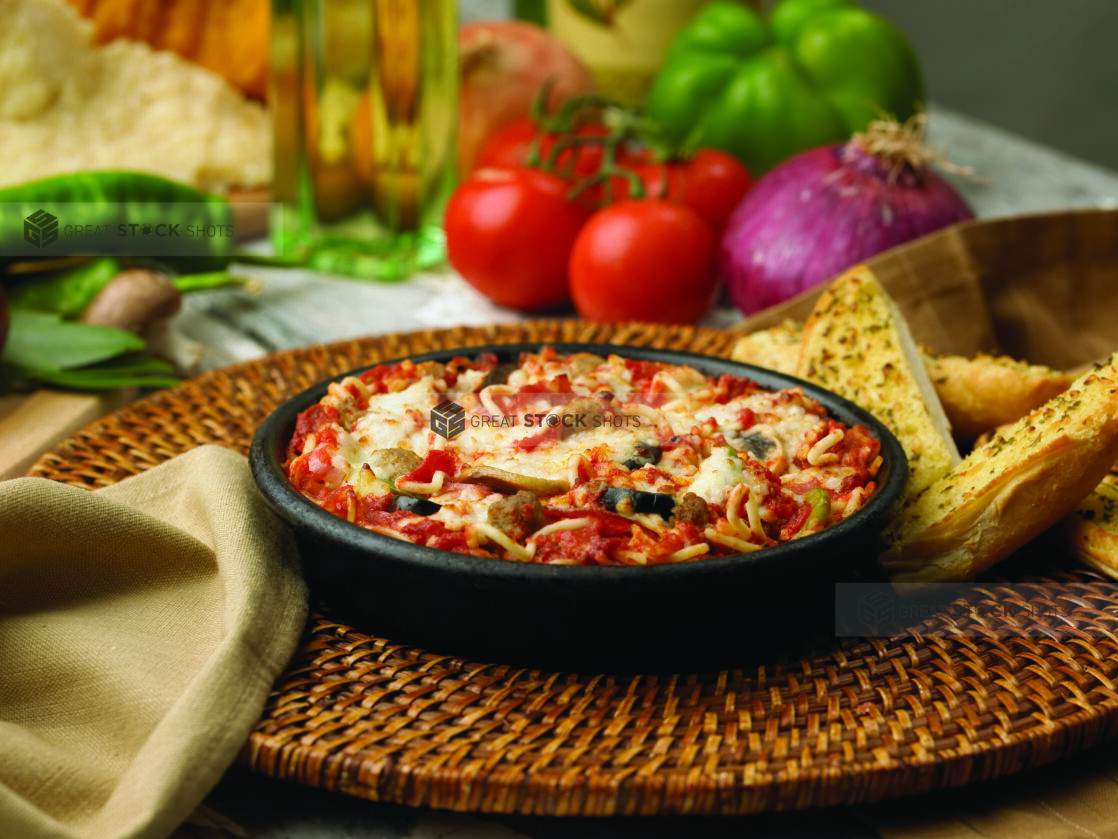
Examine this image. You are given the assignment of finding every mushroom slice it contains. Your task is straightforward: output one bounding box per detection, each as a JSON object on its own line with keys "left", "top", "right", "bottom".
{"left": 367, "top": 448, "right": 422, "bottom": 482}
{"left": 487, "top": 490, "right": 545, "bottom": 540}
{"left": 460, "top": 466, "right": 570, "bottom": 496}
{"left": 556, "top": 396, "right": 611, "bottom": 439}
{"left": 80, "top": 269, "right": 182, "bottom": 334}
{"left": 480, "top": 360, "right": 520, "bottom": 389}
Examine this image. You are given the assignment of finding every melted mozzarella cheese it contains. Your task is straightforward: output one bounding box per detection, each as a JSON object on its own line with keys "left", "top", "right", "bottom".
{"left": 692, "top": 393, "right": 824, "bottom": 459}
{"left": 335, "top": 428, "right": 363, "bottom": 484}
{"left": 452, "top": 419, "right": 645, "bottom": 480}
{"left": 687, "top": 448, "right": 743, "bottom": 506}
{"left": 346, "top": 380, "right": 438, "bottom": 479}
{"left": 431, "top": 483, "right": 499, "bottom": 527}
{"left": 335, "top": 355, "right": 827, "bottom": 499}
{"left": 451, "top": 369, "right": 488, "bottom": 395}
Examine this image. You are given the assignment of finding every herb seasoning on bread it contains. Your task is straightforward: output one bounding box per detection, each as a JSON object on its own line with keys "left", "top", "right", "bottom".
{"left": 795, "top": 266, "right": 960, "bottom": 501}
{"left": 881, "top": 354, "right": 1118, "bottom": 583}
{"left": 1064, "top": 469, "right": 1118, "bottom": 580}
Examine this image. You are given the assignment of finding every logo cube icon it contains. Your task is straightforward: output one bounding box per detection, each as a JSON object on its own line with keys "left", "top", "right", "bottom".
{"left": 24, "top": 209, "right": 59, "bottom": 248}
{"left": 858, "top": 589, "right": 894, "bottom": 630}
{"left": 430, "top": 400, "right": 466, "bottom": 440}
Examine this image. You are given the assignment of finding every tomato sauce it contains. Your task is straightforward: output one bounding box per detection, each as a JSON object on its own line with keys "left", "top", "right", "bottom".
{"left": 286, "top": 349, "right": 884, "bottom": 566}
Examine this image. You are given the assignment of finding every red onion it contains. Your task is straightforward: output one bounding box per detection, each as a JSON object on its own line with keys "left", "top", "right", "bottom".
{"left": 720, "top": 117, "right": 975, "bottom": 315}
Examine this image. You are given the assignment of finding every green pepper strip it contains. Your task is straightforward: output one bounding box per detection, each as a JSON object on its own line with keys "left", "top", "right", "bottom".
{"left": 380, "top": 476, "right": 423, "bottom": 499}
{"left": 804, "top": 488, "right": 831, "bottom": 531}
{"left": 171, "top": 271, "right": 256, "bottom": 294}
{"left": 0, "top": 171, "right": 234, "bottom": 272}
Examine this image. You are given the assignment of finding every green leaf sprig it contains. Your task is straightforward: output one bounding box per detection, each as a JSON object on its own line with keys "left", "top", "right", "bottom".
{"left": 1, "top": 309, "right": 181, "bottom": 390}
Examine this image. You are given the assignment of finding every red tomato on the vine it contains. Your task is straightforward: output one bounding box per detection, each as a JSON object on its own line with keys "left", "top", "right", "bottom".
{"left": 617, "top": 149, "right": 753, "bottom": 236}
{"left": 474, "top": 118, "right": 538, "bottom": 170}
{"left": 475, "top": 117, "right": 611, "bottom": 181}
{"left": 569, "top": 201, "right": 717, "bottom": 324}
{"left": 445, "top": 167, "right": 592, "bottom": 310}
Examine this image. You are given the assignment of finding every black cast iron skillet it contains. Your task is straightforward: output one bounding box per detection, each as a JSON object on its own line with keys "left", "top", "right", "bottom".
{"left": 250, "top": 343, "right": 907, "bottom": 673}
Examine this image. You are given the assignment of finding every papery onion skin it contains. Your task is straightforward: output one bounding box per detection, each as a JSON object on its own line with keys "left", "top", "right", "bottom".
{"left": 720, "top": 141, "right": 975, "bottom": 315}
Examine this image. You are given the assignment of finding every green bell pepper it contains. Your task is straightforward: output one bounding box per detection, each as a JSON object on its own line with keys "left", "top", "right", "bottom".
{"left": 645, "top": 0, "right": 923, "bottom": 174}
{"left": 0, "top": 171, "right": 236, "bottom": 273}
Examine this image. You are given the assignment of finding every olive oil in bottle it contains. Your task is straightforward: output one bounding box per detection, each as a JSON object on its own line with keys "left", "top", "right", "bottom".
{"left": 270, "top": 0, "right": 457, "bottom": 280}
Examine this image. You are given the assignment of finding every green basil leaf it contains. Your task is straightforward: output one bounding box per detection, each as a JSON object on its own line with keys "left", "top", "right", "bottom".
{"left": 3, "top": 355, "right": 180, "bottom": 390}
{"left": 3, "top": 308, "right": 145, "bottom": 370}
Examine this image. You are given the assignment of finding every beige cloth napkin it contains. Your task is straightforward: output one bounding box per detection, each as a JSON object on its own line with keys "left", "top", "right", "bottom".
{"left": 0, "top": 445, "right": 308, "bottom": 839}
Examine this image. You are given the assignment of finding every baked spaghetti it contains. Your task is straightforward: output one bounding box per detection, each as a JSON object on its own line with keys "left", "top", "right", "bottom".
{"left": 285, "top": 348, "right": 883, "bottom": 565}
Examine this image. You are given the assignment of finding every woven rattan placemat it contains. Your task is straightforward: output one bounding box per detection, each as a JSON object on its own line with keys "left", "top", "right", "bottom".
{"left": 30, "top": 321, "right": 1118, "bottom": 816}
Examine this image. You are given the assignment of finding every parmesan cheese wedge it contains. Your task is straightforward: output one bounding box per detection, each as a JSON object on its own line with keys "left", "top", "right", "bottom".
{"left": 881, "top": 354, "right": 1118, "bottom": 583}
{"left": 0, "top": 0, "right": 270, "bottom": 193}
{"left": 795, "top": 265, "right": 961, "bottom": 502}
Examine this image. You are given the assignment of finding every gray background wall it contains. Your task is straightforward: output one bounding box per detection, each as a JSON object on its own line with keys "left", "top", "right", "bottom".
{"left": 859, "top": 0, "right": 1118, "bottom": 172}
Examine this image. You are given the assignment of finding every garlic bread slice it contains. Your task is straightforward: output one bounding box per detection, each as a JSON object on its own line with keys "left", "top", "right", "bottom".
{"left": 796, "top": 266, "right": 960, "bottom": 501}
{"left": 1064, "top": 469, "right": 1118, "bottom": 580}
{"left": 881, "top": 355, "right": 1118, "bottom": 583}
{"left": 730, "top": 320, "right": 802, "bottom": 376}
{"left": 734, "top": 322, "right": 1074, "bottom": 446}
{"left": 925, "top": 352, "right": 1074, "bottom": 443}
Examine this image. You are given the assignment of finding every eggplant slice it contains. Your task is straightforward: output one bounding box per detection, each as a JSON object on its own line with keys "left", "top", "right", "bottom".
{"left": 394, "top": 495, "right": 441, "bottom": 516}
{"left": 623, "top": 443, "right": 662, "bottom": 471}
{"left": 599, "top": 486, "right": 676, "bottom": 519}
